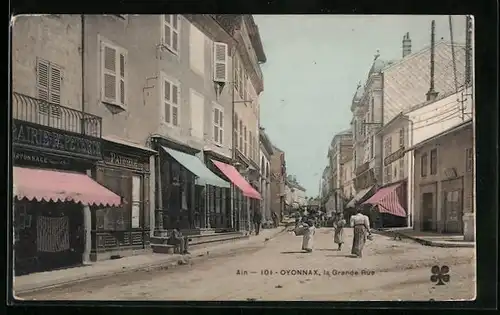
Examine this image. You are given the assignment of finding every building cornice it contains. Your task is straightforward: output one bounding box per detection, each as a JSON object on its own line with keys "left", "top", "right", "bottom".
{"left": 243, "top": 15, "right": 267, "bottom": 63}
{"left": 183, "top": 15, "right": 237, "bottom": 50}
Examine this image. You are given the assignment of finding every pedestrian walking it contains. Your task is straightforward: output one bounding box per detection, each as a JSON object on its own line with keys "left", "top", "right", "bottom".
{"left": 271, "top": 211, "right": 279, "bottom": 228}
{"left": 301, "top": 218, "right": 316, "bottom": 253}
{"left": 350, "top": 208, "right": 372, "bottom": 258}
{"left": 333, "top": 214, "right": 346, "bottom": 251}
{"left": 252, "top": 210, "right": 262, "bottom": 235}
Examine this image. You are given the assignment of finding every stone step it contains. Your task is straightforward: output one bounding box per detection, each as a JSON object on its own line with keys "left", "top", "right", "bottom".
{"left": 188, "top": 235, "right": 249, "bottom": 250}
{"left": 151, "top": 231, "right": 244, "bottom": 246}
{"left": 151, "top": 244, "right": 176, "bottom": 254}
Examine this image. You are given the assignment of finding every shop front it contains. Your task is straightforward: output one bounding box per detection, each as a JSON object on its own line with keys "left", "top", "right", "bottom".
{"left": 91, "top": 137, "right": 156, "bottom": 261}
{"left": 152, "top": 137, "right": 230, "bottom": 233}
{"left": 362, "top": 181, "right": 408, "bottom": 229}
{"left": 204, "top": 149, "right": 234, "bottom": 231}
{"left": 12, "top": 119, "right": 121, "bottom": 275}
{"left": 211, "top": 160, "right": 262, "bottom": 232}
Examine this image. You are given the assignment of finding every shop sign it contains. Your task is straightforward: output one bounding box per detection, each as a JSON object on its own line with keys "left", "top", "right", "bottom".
{"left": 14, "top": 151, "right": 71, "bottom": 167}
{"left": 384, "top": 146, "right": 406, "bottom": 166}
{"left": 103, "top": 151, "right": 147, "bottom": 171}
{"left": 12, "top": 119, "right": 102, "bottom": 160}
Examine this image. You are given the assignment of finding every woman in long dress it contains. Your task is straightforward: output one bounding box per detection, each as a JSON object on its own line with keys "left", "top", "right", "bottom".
{"left": 333, "top": 214, "right": 346, "bottom": 250}
{"left": 302, "top": 219, "right": 316, "bottom": 252}
{"left": 350, "top": 208, "right": 372, "bottom": 258}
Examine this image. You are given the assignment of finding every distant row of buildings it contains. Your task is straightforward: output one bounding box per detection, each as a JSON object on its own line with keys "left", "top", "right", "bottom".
{"left": 321, "top": 18, "right": 475, "bottom": 241}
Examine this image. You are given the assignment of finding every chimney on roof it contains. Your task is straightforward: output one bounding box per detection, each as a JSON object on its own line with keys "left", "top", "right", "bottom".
{"left": 402, "top": 32, "right": 412, "bottom": 57}
{"left": 426, "top": 20, "right": 439, "bottom": 101}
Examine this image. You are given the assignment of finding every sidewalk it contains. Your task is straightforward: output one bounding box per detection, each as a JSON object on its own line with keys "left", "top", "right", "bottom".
{"left": 372, "top": 227, "right": 475, "bottom": 248}
{"left": 14, "top": 227, "right": 286, "bottom": 295}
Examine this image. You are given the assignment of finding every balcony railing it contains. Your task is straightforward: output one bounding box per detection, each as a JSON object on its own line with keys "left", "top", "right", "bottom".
{"left": 12, "top": 92, "right": 102, "bottom": 138}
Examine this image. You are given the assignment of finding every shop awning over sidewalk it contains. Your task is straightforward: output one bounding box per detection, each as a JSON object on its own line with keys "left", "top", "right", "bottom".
{"left": 13, "top": 167, "right": 122, "bottom": 207}
{"left": 346, "top": 186, "right": 374, "bottom": 209}
{"left": 362, "top": 183, "right": 406, "bottom": 217}
{"left": 211, "top": 160, "right": 262, "bottom": 200}
{"left": 162, "top": 147, "right": 230, "bottom": 188}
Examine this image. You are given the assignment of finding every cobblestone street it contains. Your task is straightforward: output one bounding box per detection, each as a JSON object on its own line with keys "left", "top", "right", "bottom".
{"left": 17, "top": 228, "right": 475, "bottom": 301}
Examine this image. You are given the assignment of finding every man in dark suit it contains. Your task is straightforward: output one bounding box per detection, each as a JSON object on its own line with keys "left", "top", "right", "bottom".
{"left": 252, "top": 210, "right": 262, "bottom": 235}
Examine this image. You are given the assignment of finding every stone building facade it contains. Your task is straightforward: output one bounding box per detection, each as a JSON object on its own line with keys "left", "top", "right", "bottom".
{"left": 412, "top": 120, "right": 473, "bottom": 240}
{"left": 269, "top": 146, "right": 286, "bottom": 221}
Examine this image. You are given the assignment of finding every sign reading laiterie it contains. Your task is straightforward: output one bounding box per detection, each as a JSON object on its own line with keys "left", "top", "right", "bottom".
{"left": 12, "top": 119, "right": 102, "bottom": 159}
{"left": 384, "top": 146, "right": 406, "bottom": 166}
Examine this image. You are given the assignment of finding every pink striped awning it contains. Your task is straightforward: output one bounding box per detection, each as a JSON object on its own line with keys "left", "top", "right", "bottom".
{"left": 362, "top": 183, "right": 406, "bottom": 217}
{"left": 13, "top": 167, "right": 122, "bottom": 207}
{"left": 211, "top": 160, "right": 262, "bottom": 200}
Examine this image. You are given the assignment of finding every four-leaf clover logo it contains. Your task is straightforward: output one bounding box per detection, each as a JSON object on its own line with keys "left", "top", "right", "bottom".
{"left": 430, "top": 265, "right": 450, "bottom": 285}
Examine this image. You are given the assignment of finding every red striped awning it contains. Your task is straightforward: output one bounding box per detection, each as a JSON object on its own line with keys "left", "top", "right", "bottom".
{"left": 211, "top": 160, "right": 262, "bottom": 200}
{"left": 13, "top": 167, "right": 122, "bottom": 207}
{"left": 362, "top": 183, "right": 406, "bottom": 217}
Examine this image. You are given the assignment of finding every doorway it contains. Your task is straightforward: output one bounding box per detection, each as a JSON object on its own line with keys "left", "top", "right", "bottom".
{"left": 443, "top": 190, "right": 463, "bottom": 233}
{"left": 14, "top": 201, "right": 84, "bottom": 275}
{"left": 421, "top": 192, "right": 435, "bottom": 231}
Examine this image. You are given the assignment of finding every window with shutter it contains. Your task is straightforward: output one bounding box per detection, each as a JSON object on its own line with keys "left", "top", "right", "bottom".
{"left": 36, "top": 58, "right": 62, "bottom": 117}
{"left": 239, "top": 67, "right": 245, "bottom": 99}
{"left": 465, "top": 148, "right": 473, "bottom": 173}
{"left": 249, "top": 131, "right": 253, "bottom": 159}
{"left": 162, "top": 15, "right": 180, "bottom": 55}
{"left": 399, "top": 158, "right": 404, "bottom": 179}
{"left": 421, "top": 153, "right": 428, "bottom": 177}
{"left": 162, "top": 74, "right": 181, "bottom": 127}
{"left": 243, "top": 126, "right": 247, "bottom": 156}
{"left": 234, "top": 57, "right": 240, "bottom": 92}
{"left": 213, "top": 105, "right": 224, "bottom": 146}
{"left": 430, "top": 149, "right": 437, "bottom": 175}
{"left": 399, "top": 128, "right": 405, "bottom": 147}
{"left": 100, "top": 39, "right": 127, "bottom": 108}
{"left": 213, "top": 42, "right": 228, "bottom": 83}
{"left": 245, "top": 75, "right": 250, "bottom": 105}
{"left": 239, "top": 120, "right": 243, "bottom": 151}
{"left": 234, "top": 113, "right": 239, "bottom": 150}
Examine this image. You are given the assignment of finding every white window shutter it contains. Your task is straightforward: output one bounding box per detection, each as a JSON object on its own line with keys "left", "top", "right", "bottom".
{"left": 172, "top": 15, "right": 180, "bottom": 53}
{"left": 119, "top": 52, "right": 126, "bottom": 106}
{"left": 37, "top": 60, "right": 49, "bottom": 97}
{"left": 36, "top": 59, "right": 50, "bottom": 114}
{"left": 172, "top": 84, "right": 180, "bottom": 126}
{"left": 102, "top": 43, "right": 117, "bottom": 103}
{"left": 213, "top": 42, "right": 228, "bottom": 82}
{"left": 49, "top": 66, "right": 61, "bottom": 105}
{"left": 48, "top": 65, "right": 62, "bottom": 117}
{"left": 164, "top": 80, "right": 171, "bottom": 124}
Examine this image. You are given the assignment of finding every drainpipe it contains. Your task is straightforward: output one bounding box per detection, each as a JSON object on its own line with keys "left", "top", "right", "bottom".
{"left": 401, "top": 116, "right": 414, "bottom": 229}
{"left": 230, "top": 45, "right": 237, "bottom": 231}
{"left": 80, "top": 14, "right": 92, "bottom": 264}
{"left": 80, "top": 14, "right": 86, "bottom": 134}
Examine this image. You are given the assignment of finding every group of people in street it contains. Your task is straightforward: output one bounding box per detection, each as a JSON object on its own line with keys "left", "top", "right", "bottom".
{"left": 295, "top": 208, "right": 372, "bottom": 258}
